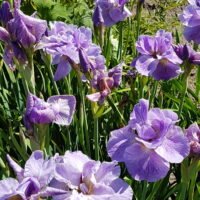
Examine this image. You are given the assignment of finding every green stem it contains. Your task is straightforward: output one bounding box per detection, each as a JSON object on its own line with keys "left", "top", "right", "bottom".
{"left": 149, "top": 81, "right": 158, "bottom": 107}
{"left": 8, "top": 122, "right": 28, "bottom": 160}
{"left": 99, "top": 24, "right": 105, "bottom": 49}
{"left": 79, "top": 101, "right": 87, "bottom": 153}
{"left": 78, "top": 77, "right": 90, "bottom": 155}
{"left": 117, "top": 22, "right": 123, "bottom": 61}
{"left": 188, "top": 159, "right": 200, "bottom": 200}
{"left": 136, "top": 0, "right": 143, "bottom": 40}
{"left": 37, "top": 124, "right": 49, "bottom": 151}
{"left": 104, "top": 28, "right": 111, "bottom": 65}
{"left": 94, "top": 117, "right": 99, "bottom": 160}
{"left": 178, "top": 74, "right": 188, "bottom": 117}
{"left": 196, "top": 66, "right": 200, "bottom": 102}
{"left": 107, "top": 96, "right": 126, "bottom": 125}
{"left": 46, "top": 56, "right": 60, "bottom": 95}
{"left": 66, "top": 128, "right": 72, "bottom": 150}
{"left": 141, "top": 181, "right": 148, "bottom": 200}
{"left": 26, "top": 49, "right": 36, "bottom": 94}
{"left": 177, "top": 158, "right": 189, "bottom": 200}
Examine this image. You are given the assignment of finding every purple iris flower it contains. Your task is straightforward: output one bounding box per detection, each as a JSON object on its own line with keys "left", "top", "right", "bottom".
{"left": 1, "top": 151, "right": 65, "bottom": 200}
{"left": 185, "top": 123, "right": 200, "bottom": 156}
{"left": 131, "top": 30, "right": 183, "bottom": 80}
{"left": 179, "top": 0, "right": 200, "bottom": 44}
{"left": 173, "top": 44, "right": 200, "bottom": 65}
{"left": 107, "top": 99, "right": 189, "bottom": 182}
{"left": 50, "top": 151, "right": 133, "bottom": 199}
{"left": 86, "top": 63, "right": 122, "bottom": 104}
{"left": 7, "top": 9, "right": 47, "bottom": 48}
{"left": 38, "top": 22, "right": 105, "bottom": 81}
{"left": 24, "top": 93, "right": 76, "bottom": 130}
{"left": 0, "top": 1, "right": 47, "bottom": 68}
{"left": 93, "top": 0, "right": 132, "bottom": 27}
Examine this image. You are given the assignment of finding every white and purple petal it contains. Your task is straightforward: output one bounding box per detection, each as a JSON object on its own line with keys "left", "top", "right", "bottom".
{"left": 125, "top": 143, "right": 170, "bottom": 182}
{"left": 48, "top": 95, "right": 76, "bottom": 126}
{"left": 155, "top": 126, "right": 190, "bottom": 163}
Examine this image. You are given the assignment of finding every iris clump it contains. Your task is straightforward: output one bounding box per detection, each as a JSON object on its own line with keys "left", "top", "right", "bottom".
{"left": 0, "top": 151, "right": 133, "bottom": 199}
{"left": 179, "top": 0, "right": 200, "bottom": 44}
{"left": 50, "top": 151, "right": 133, "bottom": 199}
{"left": 93, "top": 0, "right": 132, "bottom": 27}
{"left": 24, "top": 93, "right": 76, "bottom": 130}
{"left": 131, "top": 30, "right": 183, "bottom": 80}
{"left": 107, "top": 99, "right": 189, "bottom": 182}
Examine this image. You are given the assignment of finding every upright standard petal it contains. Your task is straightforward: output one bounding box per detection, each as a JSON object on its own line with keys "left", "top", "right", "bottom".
{"left": 24, "top": 151, "right": 55, "bottom": 186}
{"left": 0, "top": 1, "right": 13, "bottom": 25}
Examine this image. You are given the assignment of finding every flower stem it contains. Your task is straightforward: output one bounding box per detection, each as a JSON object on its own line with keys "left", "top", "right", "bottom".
{"left": 178, "top": 73, "right": 189, "bottom": 117}
{"left": 149, "top": 81, "right": 158, "bottom": 108}
{"left": 78, "top": 76, "right": 91, "bottom": 156}
{"left": 46, "top": 55, "right": 60, "bottom": 95}
{"left": 94, "top": 117, "right": 99, "bottom": 160}
{"left": 188, "top": 158, "right": 200, "bottom": 200}
{"left": 26, "top": 49, "right": 36, "bottom": 94}
{"left": 136, "top": 0, "right": 144, "bottom": 40}
{"left": 196, "top": 66, "right": 200, "bottom": 102}
{"left": 107, "top": 96, "right": 126, "bottom": 125}
{"left": 117, "top": 21, "right": 123, "bottom": 61}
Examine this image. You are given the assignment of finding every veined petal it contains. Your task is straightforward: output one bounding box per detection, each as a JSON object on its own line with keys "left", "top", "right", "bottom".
{"left": 54, "top": 59, "right": 72, "bottom": 81}
{"left": 151, "top": 60, "right": 182, "bottom": 80}
{"left": 93, "top": 5, "right": 104, "bottom": 26}
{"left": 109, "top": 179, "right": 133, "bottom": 200}
{"left": 0, "top": 178, "right": 19, "bottom": 199}
{"left": 86, "top": 92, "right": 102, "bottom": 102}
{"left": 136, "top": 35, "right": 156, "bottom": 55}
{"left": 48, "top": 95, "right": 76, "bottom": 126}
{"left": 0, "top": 27, "right": 10, "bottom": 42}
{"left": 134, "top": 55, "right": 158, "bottom": 76}
{"left": 183, "top": 25, "right": 200, "bottom": 44}
{"left": 131, "top": 98, "right": 149, "bottom": 123}
{"left": 155, "top": 126, "right": 190, "bottom": 163}
{"left": 8, "top": 17, "right": 36, "bottom": 47}
{"left": 14, "top": 9, "right": 47, "bottom": 43}
{"left": 95, "top": 161, "right": 120, "bottom": 184}
{"left": 125, "top": 143, "right": 169, "bottom": 182}
{"left": 107, "top": 126, "right": 135, "bottom": 162}
{"left": 24, "top": 151, "right": 54, "bottom": 186}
